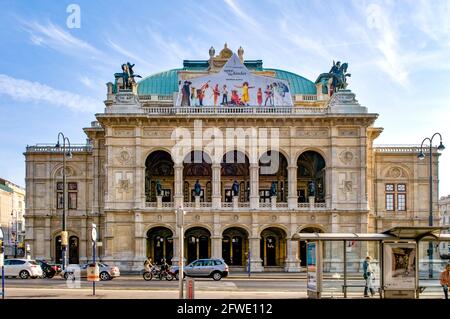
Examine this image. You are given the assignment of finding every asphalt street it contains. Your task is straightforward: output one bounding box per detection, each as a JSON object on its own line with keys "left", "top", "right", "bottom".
{"left": 0, "top": 274, "right": 445, "bottom": 299}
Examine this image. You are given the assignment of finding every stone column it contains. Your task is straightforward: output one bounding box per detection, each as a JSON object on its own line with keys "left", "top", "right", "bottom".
{"left": 250, "top": 163, "right": 259, "bottom": 209}
{"left": 233, "top": 196, "right": 239, "bottom": 210}
{"left": 211, "top": 236, "right": 222, "bottom": 259}
{"left": 288, "top": 165, "right": 298, "bottom": 209}
{"left": 249, "top": 237, "right": 263, "bottom": 272}
{"left": 174, "top": 164, "right": 184, "bottom": 208}
{"left": 284, "top": 239, "right": 300, "bottom": 272}
{"left": 271, "top": 196, "right": 277, "bottom": 209}
{"left": 156, "top": 195, "right": 163, "bottom": 208}
{"left": 195, "top": 196, "right": 201, "bottom": 209}
{"left": 134, "top": 211, "right": 146, "bottom": 270}
{"left": 212, "top": 163, "right": 221, "bottom": 209}
{"left": 135, "top": 126, "right": 144, "bottom": 209}
{"left": 329, "top": 213, "right": 342, "bottom": 272}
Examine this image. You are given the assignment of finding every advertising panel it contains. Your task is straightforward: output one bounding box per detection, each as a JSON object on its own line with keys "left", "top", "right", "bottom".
{"left": 383, "top": 243, "right": 416, "bottom": 290}
{"left": 307, "top": 242, "right": 317, "bottom": 291}
{"left": 176, "top": 53, "right": 293, "bottom": 107}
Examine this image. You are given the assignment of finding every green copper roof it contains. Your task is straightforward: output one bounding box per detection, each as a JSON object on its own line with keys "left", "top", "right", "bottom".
{"left": 0, "top": 184, "right": 13, "bottom": 193}
{"left": 264, "top": 69, "right": 316, "bottom": 95}
{"left": 137, "top": 62, "right": 316, "bottom": 96}
{"left": 137, "top": 69, "right": 182, "bottom": 95}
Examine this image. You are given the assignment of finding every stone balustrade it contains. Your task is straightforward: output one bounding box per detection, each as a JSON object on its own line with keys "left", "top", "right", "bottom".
{"left": 141, "top": 106, "right": 328, "bottom": 116}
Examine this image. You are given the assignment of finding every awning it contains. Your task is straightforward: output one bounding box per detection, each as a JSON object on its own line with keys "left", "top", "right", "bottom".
{"left": 291, "top": 226, "right": 450, "bottom": 242}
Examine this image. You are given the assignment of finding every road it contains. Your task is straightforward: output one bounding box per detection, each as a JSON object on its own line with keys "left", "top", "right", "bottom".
{"left": 0, "top": 274, "right": 445, "bottom": 299}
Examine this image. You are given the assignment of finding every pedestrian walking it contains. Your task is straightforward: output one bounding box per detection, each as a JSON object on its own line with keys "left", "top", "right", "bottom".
{"left": 363, "top": 256, "right": 375, "bottom": 297}
{"left": 440, "top": 264, "right": 450, "bottom": 299}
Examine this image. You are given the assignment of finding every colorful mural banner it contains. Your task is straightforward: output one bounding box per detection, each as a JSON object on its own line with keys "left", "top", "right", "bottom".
{"left": 176, "top": 54, "right": 293, "bottom": 107}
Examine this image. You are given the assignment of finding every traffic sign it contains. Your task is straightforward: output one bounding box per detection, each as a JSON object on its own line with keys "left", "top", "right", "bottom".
{"left": 91, "top": 224, "right": 97, "bottom": 242}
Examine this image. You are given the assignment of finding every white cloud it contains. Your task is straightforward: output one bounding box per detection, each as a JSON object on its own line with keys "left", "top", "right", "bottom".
{"left": 0, "top": 74, "right": 102, "bottom": 113}
{"left": 365, "top": 3, "right": 409, "bottom": 87}
{"left": 20, "top": 20, "right": 103, "bottom": 57}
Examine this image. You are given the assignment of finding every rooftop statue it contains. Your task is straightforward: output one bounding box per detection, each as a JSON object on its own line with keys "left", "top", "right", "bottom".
{"left": 114, "top": 62, "right": 142, "bottom": 91}
{"left": 315, "top": 60, "right": 351, "bottom": 95}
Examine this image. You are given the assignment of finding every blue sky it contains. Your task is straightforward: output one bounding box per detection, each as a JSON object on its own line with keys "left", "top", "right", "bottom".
{"left": 0, "top": 0, "right": 449, "bottom": 196}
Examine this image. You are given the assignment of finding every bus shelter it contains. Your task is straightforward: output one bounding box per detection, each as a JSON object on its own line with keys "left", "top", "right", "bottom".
{"left": 291, "top": 227, "right": 450, "bottom": 299}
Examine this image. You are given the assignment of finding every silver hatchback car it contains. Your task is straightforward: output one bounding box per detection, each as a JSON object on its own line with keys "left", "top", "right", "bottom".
{"left": 171, "top": 258, "right": 229, "bottom": 281}
{"left": 61, "top": 262, "right": 120, "bottom": 281}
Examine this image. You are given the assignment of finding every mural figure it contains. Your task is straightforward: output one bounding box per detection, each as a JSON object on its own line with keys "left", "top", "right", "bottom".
{"left": 221, "top": 85, "right": 228, "bottom": 105}
{"left": 264, "top": 85, "right": 274, "bottom": 106}
{"left": 181, "top": 81, "right": 192, "bottom": 106}
{"left": 212, "top": 84, "right": 220, "bottom": 106}
{"left": 191, "top": 87, "right": 197, "bottom": 106}
{"left": 257, "top": 88, "right": 263, "bottom": 106}
{"left": 230, "top": 90, "right": 243, "bottom": 105}
{"left": 198, "top": 81, "right": 210, "bottom": 106}
{"left": 235, "top": 82, "right": 254, "bottom": 106}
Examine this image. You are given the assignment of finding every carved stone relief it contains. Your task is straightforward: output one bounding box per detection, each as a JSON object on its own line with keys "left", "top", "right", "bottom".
{"left": 115, "top": 147, "right": 133, "bottom": 165}
{"left": 115, "top": 171, "right": 133, "bottom": 201}
{"left": 338, "top": 172, "right": 358, "bottom": 201}
{"left": 113, "top": 129, "right": 134, "bottom": 137}
{"left": 338, "top": 128, "right": 358, "bottom": 137}
{"left": 296, "top": 129, "right": 328, "bottom": 138}
{"left": 143, "top": 129, "right": 172, "bottom": 138}
{"left": 386, "top": 166, "right": 405, "bottom": 179}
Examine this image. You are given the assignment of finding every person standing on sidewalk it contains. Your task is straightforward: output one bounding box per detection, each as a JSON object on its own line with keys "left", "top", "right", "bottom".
{"left": 363, "top": 256, "right": 375, "bottom": 297}
{"left": 440, "top": 264, "right": 450, "bottom": 299}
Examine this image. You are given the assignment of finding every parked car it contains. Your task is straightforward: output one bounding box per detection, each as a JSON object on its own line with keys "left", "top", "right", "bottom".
{"left": 1, "top": 259, "right": 43, "bottom": 279}
{"left": 35, "top": 260, "right": 56, "bottom": 278}
{"left": 170, "top": 258, "right": 229, "bottom": 281}
{"left": 61, "top": 262, "right": 120, "bottom": 281}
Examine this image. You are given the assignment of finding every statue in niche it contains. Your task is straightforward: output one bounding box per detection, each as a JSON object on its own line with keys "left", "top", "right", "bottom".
{"left": 270, "top": 182, "right": 277, "bottom": 197}
{"left": 156, "top": 180, "right": 162, "bottom": 196}
{"left": 194, "top": 180, "right": 201, "bottom": 196}
{"left": 232, "top": 180, "right": 240, "bottom": 196}
{"left": 308, "top": 180, "right": 316, "bottom": 197}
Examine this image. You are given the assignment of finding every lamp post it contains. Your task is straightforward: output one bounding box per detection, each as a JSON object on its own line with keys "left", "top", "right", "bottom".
{"left": 418, "top": 132, "right": 445, "bottom": 279}
{"left": 176, "top": 207, "right": 186, "bottom": 299}
{"left": 56, "top": 132, "right": 72, "bottom": 270}
{"left": 10, "top": 210, "right": 18, "bottom": 258}
{"left": 0, "top": 227, "right": 5, "bottom": 299}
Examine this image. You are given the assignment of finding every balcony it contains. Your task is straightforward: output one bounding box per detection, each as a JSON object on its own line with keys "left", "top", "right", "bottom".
{"left": 143, "top": 201, "right": 329, "bottom": 211}
{"left": 26, "top": 144, "right": 93, "bottom": 153}
{"left": 141, "top": 106, "right": 328, "bottom": 116}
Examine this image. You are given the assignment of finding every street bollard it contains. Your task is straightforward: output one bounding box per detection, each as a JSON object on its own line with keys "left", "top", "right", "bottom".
{"left": 186, "top": 278, "right": 195, "bottom": 299}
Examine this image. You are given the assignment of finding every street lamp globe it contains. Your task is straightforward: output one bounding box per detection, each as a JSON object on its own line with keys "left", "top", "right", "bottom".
{"left": 418, "top": 151, "right": 425, "bottom": 160}
{"left": 438, "top": 141, "right": 445, "bottom": 151}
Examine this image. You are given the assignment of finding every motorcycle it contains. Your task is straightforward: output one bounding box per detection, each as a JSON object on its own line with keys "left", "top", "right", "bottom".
{"left": 143, "top": 265, "right": 160, "bottom": 281}
{"left": 142, "top": 265, "right": 175, "bottom": 281}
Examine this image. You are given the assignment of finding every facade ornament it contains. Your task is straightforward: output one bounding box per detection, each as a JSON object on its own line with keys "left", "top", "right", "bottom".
{"left": 339, "top": 150, "right": 354, "bottom": 164}
{"left": 238, "top": 46, "right": 244, "bottom": 62}
{"left": 209, "top": 46, "right": 215, "bottom": 58}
